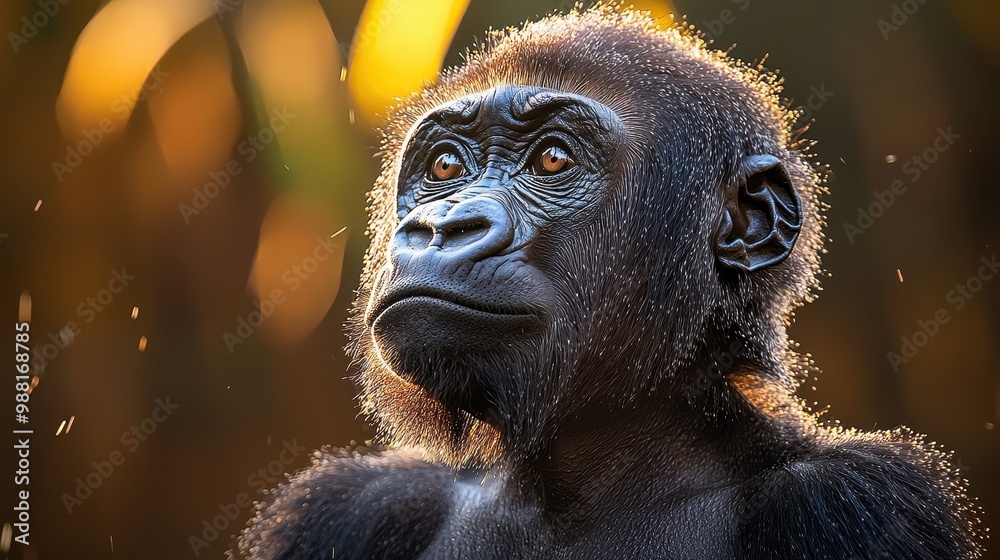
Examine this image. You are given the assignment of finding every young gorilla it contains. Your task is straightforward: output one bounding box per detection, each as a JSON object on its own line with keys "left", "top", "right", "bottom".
{"left": 236, "top": 7, "right": 983, "bottom": 559}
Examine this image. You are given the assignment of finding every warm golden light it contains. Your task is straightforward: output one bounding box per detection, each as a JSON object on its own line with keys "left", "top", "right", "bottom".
{"left": 56, "top": 0, "right": 213, "bottom": 137}
{"left": 249, "top": 195, "right": 347, "bottom": 347}
{"left": 18, "top": 290, "right": 30, "bottom": 324}
{"left": 626, "top": 0, "right": 674, "bottom": 26}
{"left": 238, "top": 0, "right": 341, "bottom": 105}
{"left": 235, "top": 0, "right": 347, "bottom": 192}
{"left": 0, "top": 522, "right": 10, "bottom": 554}
{"left": 147, "top": 27, "right": 241, "bottom": 183}
{"left": 348, "top": 0, "right": 470, "bottom": 124}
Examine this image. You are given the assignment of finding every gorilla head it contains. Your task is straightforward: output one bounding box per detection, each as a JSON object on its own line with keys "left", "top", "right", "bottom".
{"left": 351, "top": 7, "right": 822, "bottom": 468}
{"left": 240, "top": 8, "right": 981, "bottom": 560}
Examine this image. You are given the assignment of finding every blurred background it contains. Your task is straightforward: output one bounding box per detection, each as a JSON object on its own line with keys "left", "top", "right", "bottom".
{"left": 0, "top": 0, "right": 997, "bottom": 557}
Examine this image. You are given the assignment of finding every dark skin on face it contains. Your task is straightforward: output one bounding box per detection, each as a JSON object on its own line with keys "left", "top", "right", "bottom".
{"left": 363, "top": 84, "right": 800, "bottom": 526}
{"left": 365, "top": 87, "right": 722, "bottom": 528}
{"left": 367, "top": 86, "right": 625, "bottom": 425}
{"left": 236, "top": 9, "right": 983, "bottom": 560}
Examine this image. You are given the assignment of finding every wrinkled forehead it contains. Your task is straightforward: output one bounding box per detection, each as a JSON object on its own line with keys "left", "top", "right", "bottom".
{"left": 403, "top": 85, "right": 626, "bottom": 144}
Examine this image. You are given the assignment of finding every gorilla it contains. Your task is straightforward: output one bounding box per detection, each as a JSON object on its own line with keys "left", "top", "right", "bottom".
{"left": 236, "top": 7, "right": 983, "bottom": 559}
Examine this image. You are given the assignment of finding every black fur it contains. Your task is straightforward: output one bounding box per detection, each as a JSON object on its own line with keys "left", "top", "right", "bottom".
{"left": 234, "top": 7, "right": 984, "bottom": 559}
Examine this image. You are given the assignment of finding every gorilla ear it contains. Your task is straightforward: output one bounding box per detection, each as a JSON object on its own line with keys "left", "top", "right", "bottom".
{"left": 714, "top": 155, "right": 802, "bottom": 272}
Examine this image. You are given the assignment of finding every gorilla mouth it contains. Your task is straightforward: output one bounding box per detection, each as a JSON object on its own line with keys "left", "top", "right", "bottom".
{"left": 372, "top": 288, "right": 540, "bottom": 321}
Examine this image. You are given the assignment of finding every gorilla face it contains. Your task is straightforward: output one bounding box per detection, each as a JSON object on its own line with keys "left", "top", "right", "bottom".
{"left": 365, "top": 86, "right": 627, "bottom": 420}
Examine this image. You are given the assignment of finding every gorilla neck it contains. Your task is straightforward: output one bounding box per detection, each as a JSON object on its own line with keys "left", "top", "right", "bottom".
{"left": 506, "top": 370, "right": 782, "bottom": 528}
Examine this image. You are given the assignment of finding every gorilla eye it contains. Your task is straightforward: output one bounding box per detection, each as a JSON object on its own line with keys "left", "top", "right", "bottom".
{"left": 532, "top": 143, "right": 575, "bottom": 175}
{"left": 428, "top": 151, "right": 465, "bottom": 181}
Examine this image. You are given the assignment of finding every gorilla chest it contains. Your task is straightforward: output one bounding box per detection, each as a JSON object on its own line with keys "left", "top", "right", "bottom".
{"left": 416, "top": 482, "right": 738, "bottom": 559}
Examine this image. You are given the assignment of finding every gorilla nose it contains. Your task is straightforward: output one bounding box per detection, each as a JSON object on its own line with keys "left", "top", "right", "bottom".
{"left": 395, "top": 197, "right": 515, "bottom": 261}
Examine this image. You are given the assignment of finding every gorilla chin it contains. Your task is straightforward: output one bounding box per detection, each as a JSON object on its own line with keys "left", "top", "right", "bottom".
{"left": 236, "top": 7, "right": 983, "bottom": 560}
{"left": 369, "top": 290, "right": 544, "bottom": 419}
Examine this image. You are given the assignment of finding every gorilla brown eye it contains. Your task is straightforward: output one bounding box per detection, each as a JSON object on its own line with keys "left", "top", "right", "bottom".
{"left": 428, "top": 151, "right": 465, "bottom": 181}
{"left": 533, "top": 144, "right": 575, "bottom": 175}
{"left": 249, "top": 7, "right": 984, "bottom": 560}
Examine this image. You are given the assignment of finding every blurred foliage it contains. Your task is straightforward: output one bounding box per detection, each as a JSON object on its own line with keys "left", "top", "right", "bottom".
{"left": 0, "top": 0, "right": 997, "bottom": 558}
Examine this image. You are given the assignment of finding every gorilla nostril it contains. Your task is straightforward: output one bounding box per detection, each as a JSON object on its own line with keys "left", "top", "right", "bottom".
{"left": 403, "top": 221, "right": 435, "bottom": 250}
{"left": 441, "top": 220, "right": 489, "bottom": 250}
{"left": 393, "top": 198, "right": 514, "bottom": 258}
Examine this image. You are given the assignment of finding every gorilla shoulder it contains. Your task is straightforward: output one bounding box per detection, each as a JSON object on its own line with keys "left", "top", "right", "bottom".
{"left": 237, "top": 6, "right": 984, "bottom": 559}
{"left": 235, "top": 448, "right": 455, "bottom": 560}
{"left": 741, "top": 430, "right": 979, "bottom": 559}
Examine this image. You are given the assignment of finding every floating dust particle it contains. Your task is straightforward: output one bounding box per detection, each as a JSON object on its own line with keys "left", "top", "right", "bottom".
{"left": 110, "top": 535, "right": 114, "bottom": 552}
{"left": 897, "top": 269, "right": 903, "bottom": 282}
{"left": 26, "top": 376, "right": 39, "bottom": 395}
{"left": 839, "top": 157, "right": 846, "bottom": 165}
{"left": 1, "top": 522, "right": 11, "bottom": 554}
{"left": 331, "top": 226, "right": 347, "bottom": 239}
{"left": 131, "top": 306, "right": 139, "bottom": 319}
{"left": 18, "top": 290, "right": 31, "bottom": 323}
{"left": 138, "top": 336, "right": 147, "bottom": 351}
{"left": 34, "top": 200, "right": 42, "bottom": 211}
{"left": 986, "top": 422, "right": 995, "bottom": 430}
{"left": 56, "top": 420, "right": 67, "bottom": 436}
{"left": 66, "top": 415, "right": 75, "bottom": 433}
{"left": 885, "top": 154, "right": 897, "bottom": 163}
{"left": 349, "top": 109, "right": 355, "bottom": 125}
{"left": 340, "top": 66, "right": 347, "bottom": 82}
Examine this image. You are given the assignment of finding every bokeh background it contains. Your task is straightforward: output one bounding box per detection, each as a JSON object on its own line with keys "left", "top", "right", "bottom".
{"left": 0, "top": 0, "right": 997, "bottom": 558}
